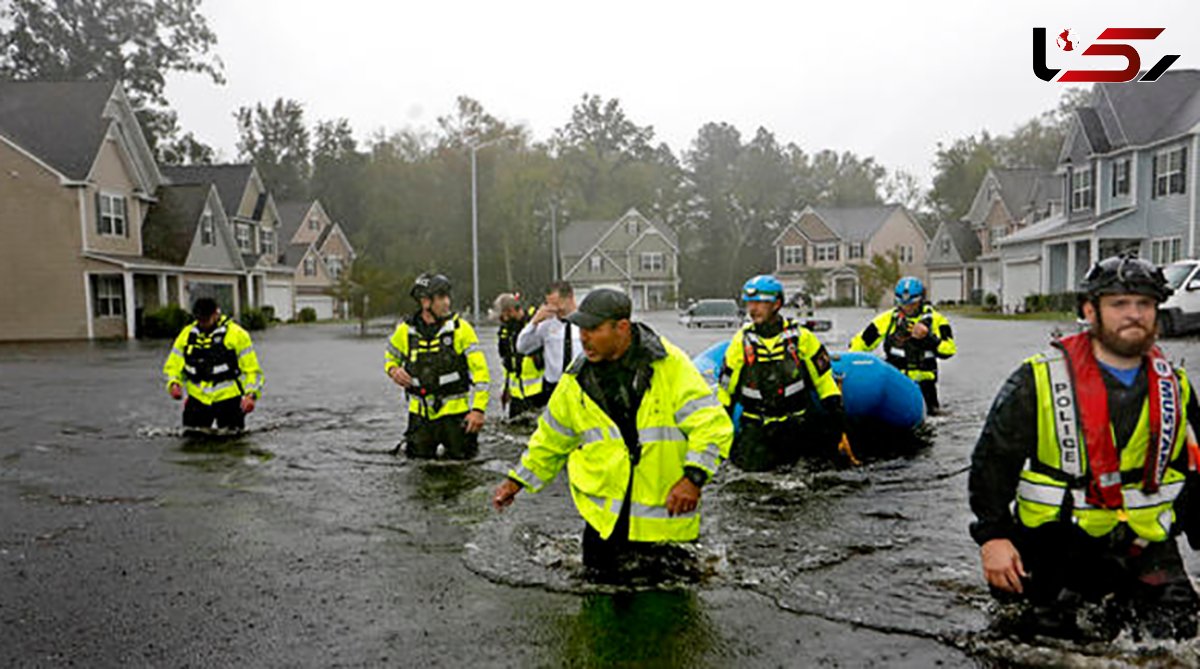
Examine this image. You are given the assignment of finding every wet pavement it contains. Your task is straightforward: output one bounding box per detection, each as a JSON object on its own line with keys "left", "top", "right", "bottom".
{"left": 5, "top": 309, "right": 1200, "bottom": 666}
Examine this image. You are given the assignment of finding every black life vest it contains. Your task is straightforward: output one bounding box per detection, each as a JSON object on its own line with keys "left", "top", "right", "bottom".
{"left": 736, "top": 321, "right": 813, "bottom": 417}
{"left": 405, "top": 314, "right": 471, "bottom": 399}
{"left": 883, "top": 307, "right": 937, "bottom": 372}
{"left": 498, "top": 311, "right": 544, "bottom": 375}
{"left": 183, "top": 317, "right": 240, "bottom": 384}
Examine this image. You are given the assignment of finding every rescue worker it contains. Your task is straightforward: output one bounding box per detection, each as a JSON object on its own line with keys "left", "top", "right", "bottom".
{"left": 849, "top": 276, "right": 955, "bottom": 414}
{"left": 162, "top": 297, "right": 263, "bottom": 430}
{"left": 385, "top": 273, "right": 490, "bottom": 459}
{"left": 495, "top": 293, "right": 546, "bottom": 418}
{"left": 718, "top": 275, "right": 851, "bottom": 471}
{"left": 492, "top": 288, "right": 733, "bottom": 578}
{"left": 969, "top": 255, "right": 1200, "bottom": 641}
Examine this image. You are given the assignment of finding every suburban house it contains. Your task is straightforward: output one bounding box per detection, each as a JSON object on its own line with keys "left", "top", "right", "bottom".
{"left": 958, "top": 167, "right": 1060, "bottom": 307}
{"left": 0, "top": 80, "right": 178, "bottom": 340}
{"left": 276, "top": 199, "right": 357, "bottom": 319}
{"left": 160, "top": 164, "right": 294, "bottom": 320}
{"left": 772, "top": 204, "right": 931, "bottom": 306}
{"left": 925, "top": 219, "right": 983, "bottom": 303}
{"left": 559, "top": 208, "right": 680, "bottom": 310}
{"left": 994, "top": 70, "right": 1200, "bottom": 311}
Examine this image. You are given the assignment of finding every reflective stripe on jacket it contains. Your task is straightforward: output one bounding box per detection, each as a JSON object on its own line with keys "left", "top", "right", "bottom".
{"left": 162, "top": 316, "right": 263, "bottom": 405}
{"left": 385, "top": 313, "right": 490, "bottom": 419}
{"left": 717, "top": 318, "right": 840, "bottom": 422}
{"left": 508, "top": 329, "right": 733, "bottom": 542}
{"left": 849, "top": 305, "right": 955, "bottom": 382}
{"left": 1016, "top": 349, "right": 1192, "bottom": 542}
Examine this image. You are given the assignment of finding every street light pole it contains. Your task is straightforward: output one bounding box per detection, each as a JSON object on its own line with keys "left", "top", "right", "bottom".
{"left": 549, "top": 200, "right": 558, "bottom": 281}
{"left": 466, "top": 136, "right": 503, "bottom": 323}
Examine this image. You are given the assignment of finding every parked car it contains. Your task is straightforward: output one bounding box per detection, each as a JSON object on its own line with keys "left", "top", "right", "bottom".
{"left": 1160, "top": 259, "right": 1200, "bottom": 336}
{"left": 679, "top": 299, "right": 742, "bottom": 329}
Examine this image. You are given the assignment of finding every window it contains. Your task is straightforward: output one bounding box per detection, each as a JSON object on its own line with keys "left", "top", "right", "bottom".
{"left": 303, "top": 255, "right": 317, "bottom": 277}
{"left": 236, "top": 224, "right": 252, "bottom": 252}
{"left": 97, "top": 193, "right": 127, "bottom": 236}
{"left": 1111, "top": 158, "right": 1130, "bottom": 197}
{"left": 1071, "top": 167, "right": 1094, "bottom": 212}
{"left": 989, "top": 225, "right": 1007, "bottom": 247}
{"left": 815, "top": 243, "right": 839, "bottom": 262}
{"left": 92, "top": 274, "right": 124, "bottom": 317}
{"left": 200, "top": 209, "right": 214, "bottom": 246}
{"left": 589, "top": 255, "right": 603, "bottom": 272}
{"left": 1154, "top": 146, "right": 1188, "bottom": 198}
{"left": 1151, "top": 237, "right": 1183, "bottom": 265}
{"left": 940, "top": 237, "right": 951, "bottom": 254}
{"left": 783, "top": 245, "right": 805, "bottom": 265}
{"left": 639, "top": 252, "right": 664, "bottom": 272}
{"left": 326, "top": 254, "right": 342, "bottom": 279}
{"left": 627, "top": 220, "right": 638, "bottom": 236}
{"left": 308, "top": 216, "right": 320, "bottom": 231}
{"left": 895, "top": 244, "right": 913, "bottom": 264}
{"left": 848, "top": 243, "right": 864, "bottom": 260}
{"left": 260, "top": 229, "right": 275, "bottom": 256}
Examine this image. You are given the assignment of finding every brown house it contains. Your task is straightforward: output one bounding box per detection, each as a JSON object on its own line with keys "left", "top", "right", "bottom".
{"left": 276, "top": 199, "right": 356, "bottom": 319}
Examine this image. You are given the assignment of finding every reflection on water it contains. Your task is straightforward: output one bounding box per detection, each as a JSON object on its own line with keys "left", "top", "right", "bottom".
{"left": 557, "top": 590, "right": 717, "bottom": 667}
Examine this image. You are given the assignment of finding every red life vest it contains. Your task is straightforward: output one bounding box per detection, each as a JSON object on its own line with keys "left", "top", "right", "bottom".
{"left": 1056, "top": 332, "right": 1181, "bottom": 508}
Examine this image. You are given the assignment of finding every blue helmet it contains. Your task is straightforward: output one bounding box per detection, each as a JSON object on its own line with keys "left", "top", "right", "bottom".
{"left": 894, "top": 276, "right": 925, "bottom": 306}
{"left": 742, "top": 275, "right": 785, "bottom": 303}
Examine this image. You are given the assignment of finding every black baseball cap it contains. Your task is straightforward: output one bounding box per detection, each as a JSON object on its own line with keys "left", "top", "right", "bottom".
{"left": 568, "top": 288, "right": 632, "bottom": 329}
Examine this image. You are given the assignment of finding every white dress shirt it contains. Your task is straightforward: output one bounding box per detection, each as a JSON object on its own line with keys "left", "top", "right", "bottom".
{"left": 516, "top": 316, "right": 584, "bottom": 383}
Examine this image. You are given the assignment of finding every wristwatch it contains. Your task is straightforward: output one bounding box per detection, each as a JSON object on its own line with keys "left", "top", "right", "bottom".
{"left": 683, "top": 466, "right": 708, "bottom": 488}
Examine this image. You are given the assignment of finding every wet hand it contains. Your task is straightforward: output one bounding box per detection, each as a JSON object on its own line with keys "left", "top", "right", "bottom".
{"left": 389, "top": 366, "right": 413, "bottom": 388}
{"left": 168, "top": 382, "right": 183, "bottom": 401}
{"left": 911, "top": 322, "right": 930, "bottom": 339}
{"left": 532, "top": 304, "right": 556, "bottom": 324}
{"left": 241, "top": 395, "right": 256, "bottom": 414}
{"left": 492, "top": 478, "right": 521, "bottom": 511}
{"left": 666, "top": 478, "right": 701, "bottom": 516}
{"left": 981, "top": 538, "right": 1027, "bottom": 594}
{"left": 463, "top": 410, "right": 485, "bottom": 434}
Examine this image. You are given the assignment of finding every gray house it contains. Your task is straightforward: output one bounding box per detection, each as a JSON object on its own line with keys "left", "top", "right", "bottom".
{"left": 995, "top": 70, "right": 1200, "bottom": 310}
{"left": 926, "top": 219, "right": 983, "bottom": 303}
{"left": 559, "top": 208, "right": 680, "bottom": 310}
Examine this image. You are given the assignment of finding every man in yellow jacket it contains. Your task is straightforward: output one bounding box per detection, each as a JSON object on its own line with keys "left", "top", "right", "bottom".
{"left": 849, "top": 276, "right": 956, "bottom": 414}
{"left": 162, "top": 297, "right": 263, "bottom": 430}
{"left": 492, "top": 288, "right": 733, "bottom": 578}
{"left": 386, "top": 273, "right": 490, "bottom": 459}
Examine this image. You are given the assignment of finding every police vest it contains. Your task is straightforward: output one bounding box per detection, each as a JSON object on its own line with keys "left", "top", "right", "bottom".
{"left": 1016, "top": 341, "right": 1190, "bottom": 543}
{"left": 184, "top": 317, "right": 240, "bottom": 386}
{"left": 406, "top": 316, "right": 471, "bottom": 401}
{"left": 736, "top": 322, "right": 812, "bottom": 418}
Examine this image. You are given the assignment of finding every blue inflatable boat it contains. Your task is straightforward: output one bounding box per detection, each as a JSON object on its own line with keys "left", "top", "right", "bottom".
{"left": 691, "top": 341, "right": 925, "bottom": 430}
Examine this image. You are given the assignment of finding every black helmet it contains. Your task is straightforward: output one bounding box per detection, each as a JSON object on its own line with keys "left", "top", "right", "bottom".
{"left": 1079, "top": 254, "right": 1172, "bottom": 303}
{"left": 411, "top": 273, "right": 452, "bottom": 301}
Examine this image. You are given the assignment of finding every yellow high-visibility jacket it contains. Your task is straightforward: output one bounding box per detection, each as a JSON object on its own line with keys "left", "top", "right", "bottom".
{"left": 163, "top": 316, "right": 263, "bottom": 405}
{"left": 717, "top": 318, "right": 840, "bottom": 422}
{"left": 508, "top": 325, "right": 733, "bottom": 542}
{"left": 385, "top": 313, "right": 490, "bottom": 419}
{"left": 849, "top": 304, "right": 956, "bottom": 382}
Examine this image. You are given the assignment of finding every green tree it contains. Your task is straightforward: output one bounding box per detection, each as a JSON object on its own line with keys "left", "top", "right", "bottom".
{"left": 857, "top": 252, "right": 902, "bottom": 309}
{"left": 311, "top": 118, "right": 365, "bottom": 232}
{"left": 235, "top": 98, "right": 311, "bottom": 201}
{"left": 552, "top": 93, "right": 656, "bottom": 217}
{"left": 0, "top": 0, "right": 224, "bottom": 161}
{"left": 794, "top": 149, "right": 887, "bottom": 208}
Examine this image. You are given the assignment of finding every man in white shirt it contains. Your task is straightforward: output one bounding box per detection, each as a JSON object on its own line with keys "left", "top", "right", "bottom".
{"left": 516, "top": 281, "right": 584, "bottom": 395}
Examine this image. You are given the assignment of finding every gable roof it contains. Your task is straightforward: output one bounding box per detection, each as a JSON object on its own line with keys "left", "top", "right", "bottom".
{"left": 558, "top": 220, "right": 609, "bottom": 257}
{"left": 933, "top": 220, "right": 981, "bottom": 265}
{"left": 0, "top": 80, "right": 117, "bottom": 180}
{"left": 142, "top": 184, "right": 221, "bottom": 265}
{"left": 275, "top": 199, "right": 315, "bottom": 244}
{"left": 1092, "top": 70, "right": 1200, "bottom": 149}
{"left": 809, "top": 205, "right": 905, "bottom": 242}
{"left": 161, "top": 164, "right": 254, "bottom": 217}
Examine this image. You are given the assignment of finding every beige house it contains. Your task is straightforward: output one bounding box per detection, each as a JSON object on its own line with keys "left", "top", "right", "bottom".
{"left": 160, "top": 164, "right": 293, "bottom": 320}
{"left": 277, "top": 199, "right": 356, "bottom": 319}
{"left": 772, "top": 205, "right": 931, "bottom": 306}
{"left": 0, "top": 81, "right": 177, "bottom": 340}
{"left": 559, "top": 208, "right": 680, "bottom": 310}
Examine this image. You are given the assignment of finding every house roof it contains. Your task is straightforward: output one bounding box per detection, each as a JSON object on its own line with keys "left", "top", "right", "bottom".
{"left": 160, "top": 164, "right": 254, "bottom": 217}
{"left": 931, "top": 220, "right": 981, "bottom": 266}
{"left": 141, "top": 184, "right": 216, "bottom": 265}
{"left": 0, "top": 80, "right": 116, "bottom": 179}
{"left": 275, "top": 199, "right": 314, "bottom": 244}
{"left": 557, "top": 210, "right": 678, "bottom": 257}
{"left": 1092, "top": 70, "right": 1200, "bottom": 149}
{"left": 809, "top": 205, "right": 904, "bottom": 242}
{"left": 282, "top": 242, "right": 312, "bottom": 269}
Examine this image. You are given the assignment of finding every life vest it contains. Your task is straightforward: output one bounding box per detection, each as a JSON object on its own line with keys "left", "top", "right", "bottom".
{"left": 735, "top": 321, "right": 812, "bottom": 418}
{"left": 882, "top": 307, "right": 938, "bottom": 373}
{"left": 405, "top": 315, "right": 471, "bottom": 404}
{"left": 183, "top": 317, "right": 241, "bottom": 386}
{"left": 499, "top": 312, "right": 545, "bottom": 399}
{"left": 1016, "top": 332, "right": 1189, "bottom": 542}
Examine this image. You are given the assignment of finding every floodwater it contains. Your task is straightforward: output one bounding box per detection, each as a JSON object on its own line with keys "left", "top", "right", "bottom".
{"left": 5, "top": 309, "right": 1200, "bottom": 667}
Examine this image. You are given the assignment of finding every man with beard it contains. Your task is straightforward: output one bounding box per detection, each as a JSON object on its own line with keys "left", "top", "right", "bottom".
{"left": 969, "top": 255, "right": 1200, "bottom": 641}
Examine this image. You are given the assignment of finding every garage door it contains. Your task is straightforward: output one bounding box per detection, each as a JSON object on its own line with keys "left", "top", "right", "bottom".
{"left": 296, "top": 295, "right": 334, "bottom": 320}
{"left": 929, "top": 273, "right": 962, "bottom": 303}
{"left": 263, "top": 281, "right": 294, "bottom": 321}
{"left": 1003, "top": 261, "right": 1041, "bottom": 311}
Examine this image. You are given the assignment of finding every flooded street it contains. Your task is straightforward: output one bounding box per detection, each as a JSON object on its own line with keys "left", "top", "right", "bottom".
{"left": 6, "top": 309, "right": 1200, "bottom": 666}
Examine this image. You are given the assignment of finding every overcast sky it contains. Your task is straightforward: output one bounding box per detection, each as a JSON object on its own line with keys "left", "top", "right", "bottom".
{"left": 165, "top": 1, "right": 1200, "bottom": 186}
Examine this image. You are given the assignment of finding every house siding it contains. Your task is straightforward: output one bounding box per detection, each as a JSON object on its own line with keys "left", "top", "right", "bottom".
{"left": 0, "top": 140, "right": 91, "bottom": 340}
{"left": 871, "top": 210, "right": 928, "bottom": 281}
{"left": 85, "top": 137, "right": 143, "bottom": 256}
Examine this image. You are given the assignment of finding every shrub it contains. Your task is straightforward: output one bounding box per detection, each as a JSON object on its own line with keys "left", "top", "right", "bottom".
{"left": 239, "top": 308, "right": 269, "bottom": 331}
{"left": 298, "top": 307, "right": 318, "bottom": 323}
{"left": 1023, "top": 292, "right": 1078, "bottom": 314}
{"left": 140, "top": 304, "right": 192, "bottom": 339}
{"left": 261, "top": 305, "right": 277, "bottom": 322}
{"left": 983, "top": 292, "right": 999, "bottom": 312}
